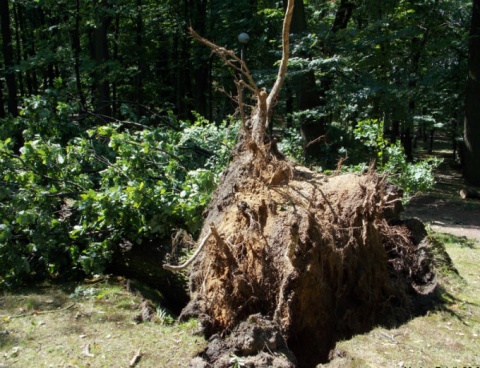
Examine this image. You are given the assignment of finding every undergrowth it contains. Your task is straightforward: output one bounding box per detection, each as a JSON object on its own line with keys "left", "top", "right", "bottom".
{"left": 0, "top": 98, "right": 239, "bottom": 287}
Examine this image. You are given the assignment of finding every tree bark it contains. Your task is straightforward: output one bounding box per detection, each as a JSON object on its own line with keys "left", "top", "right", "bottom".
{"left": 12, "top": 3, "right": 24, "bottom": 97}
{"left": 286, "top": 0, "right": 307, "bottom": 34}
{"left": 287, "top": 0, "right": 324, "bottom": 158}
{"left": 18, "top": 4, "right": 38, "bottom": 95}
{"left": 290, "top": 0, "right": 356, "bottom": 159}
{"left": 0, "top": 0, "right": 18, "bottom": 117}
{"left": 89, "top": 0, "right": 112, "bottom": 117}
{"left": 72, "top": 0, "right": 86, "bottom": 108}
{"left": 188, "top": 0, "right": 210, "bottom": 119}
{"left": 135, "top": 0, "right": 144, "bottom": 117}
{"left": 463, "top": 0, "right": 480, "bottom": 185}
{"left": 0, "top": 69, "right": 5, "bottom": 118}
{"left": 331, "top": 0, "right": 355, "bottom": 33}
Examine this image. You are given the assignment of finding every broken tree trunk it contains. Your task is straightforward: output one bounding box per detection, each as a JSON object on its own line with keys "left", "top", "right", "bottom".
{"left": 166, "top": 2, "right": 436, "bottom": 366}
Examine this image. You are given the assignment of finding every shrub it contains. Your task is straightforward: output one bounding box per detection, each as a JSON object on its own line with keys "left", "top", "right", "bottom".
{"left": 0, "top": 98, "right": 239, "bottom": 287}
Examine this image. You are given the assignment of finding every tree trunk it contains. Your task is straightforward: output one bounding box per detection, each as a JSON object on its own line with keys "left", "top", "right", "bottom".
{"left": 89, "top": 0, "right": 112, "bottom": 117}
{"left": 463, "top": 0, "right": 480, "bottom": 185}
{"left": 18, "top": 4, "right": 38, "bottom": 95}
{"left": 0, "top": 0, "right": 18, "bottom": 117}
{"left": 331, "top": 0, "right": 355, "bottom": 33}
{"left": 189, "top": 0, "right": 209, "bottom": 119}
{"left": 288, "top": 0, "right": 325, "bottom": 158}
{"left": 135, "top": 0, "right": 144, "bottom": 116}
{"left": 290, "top": 0, "right": 356, "bottom": 160}
{"left": 72, "top": 0, "right": 86, "bottom": 108}
{"left": 0, "top": 71, "right": 5, "bottom": 118}
{"left": 403, "top": 34, "right": 428, "bottom": 161}
{"left": 112, "top": 15, "right": 120, "bottom": 117}
{"left": 12, "top": 3, "right": 25, "bottom": 97}
{"left": 166, "top": 3, "right": 436, "bottom": 367}
{"left": 287, "top": 0, "right": 307, "bottom": 33}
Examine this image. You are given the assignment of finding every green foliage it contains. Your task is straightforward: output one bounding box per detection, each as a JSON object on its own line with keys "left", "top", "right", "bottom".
{"left": 0, "top": 101, "right": 238, "bottom": 287}
{"left": 155, "top": 306, "right": 176, "bottom": 325}
{"left": 279, "top": 118, "right": 441, "bottom": 200}
{"left": 278, "top": 127, "right": 305, "bottom": 164}
{"left": 353, "top": 119, "right": 442, "bottom": 201}
{"left": 354, "top": 119, "right": 388, "bottom": 164}
{"left": 383, "top": 144, "right": 441, "bottom": 198}
{"left": 0, "top": 0, "right": 471, "bottom": 288}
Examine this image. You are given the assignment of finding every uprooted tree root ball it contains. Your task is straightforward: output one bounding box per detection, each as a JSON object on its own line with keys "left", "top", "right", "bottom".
{"left": 163, "top": 2, "right": 437, "bottom": 366}
{"left": 177, "top": 141, "right": 436, "bottom": 367}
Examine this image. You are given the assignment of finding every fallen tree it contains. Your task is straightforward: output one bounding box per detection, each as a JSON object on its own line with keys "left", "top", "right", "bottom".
{"left": 165, "top": 2, "right": 437, "bottom": 366}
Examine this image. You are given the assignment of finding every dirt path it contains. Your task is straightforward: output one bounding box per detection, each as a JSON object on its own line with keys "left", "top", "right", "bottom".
{"left": 404, "top": 139, "right": 480, "bottom": 243}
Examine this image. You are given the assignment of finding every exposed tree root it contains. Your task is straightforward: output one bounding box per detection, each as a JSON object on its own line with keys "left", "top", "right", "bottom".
{"left": 163, "top": 226, "right": 214, "bottom": 272}
{"left": 179, "top": 156, "right": 436, "bottom": 367}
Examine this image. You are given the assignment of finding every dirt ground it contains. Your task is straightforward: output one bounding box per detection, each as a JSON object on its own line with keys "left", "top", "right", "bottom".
{"left": 404, "top": 141, "right": 480, "bottom": 243}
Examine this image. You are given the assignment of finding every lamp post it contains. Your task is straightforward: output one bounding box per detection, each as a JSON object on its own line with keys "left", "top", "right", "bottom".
{"left": 238, "top": 32, "right": 250, "bottom": 63}
{"left": 238, "top": 32, "right": 249, "bottom": 104}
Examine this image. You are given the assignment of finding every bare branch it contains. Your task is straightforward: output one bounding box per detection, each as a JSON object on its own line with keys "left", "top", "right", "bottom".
{"left": 129, "top": 349, "right": 142, "bottom": 367}
{"left": 266, "top": 0, "right": 294, "bottom": 127}
{"left": 189, "top": 28, "right": 259, "bottom": 97}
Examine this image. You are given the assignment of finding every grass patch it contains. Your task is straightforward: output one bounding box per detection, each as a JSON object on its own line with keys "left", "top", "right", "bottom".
{"left": 1, "top": 232, "right": 479, "bottom": 367}
{"left": 430, "top": 232, "right": 477, "bottom": 249}
{"left": 320, "top": 232, "right": 480, "bottom": 367}
{"left": 0, "top": 277, "right": 206, "bottom": 367}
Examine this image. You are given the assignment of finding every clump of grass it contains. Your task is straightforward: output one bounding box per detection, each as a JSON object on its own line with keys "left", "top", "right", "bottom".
{"left": 430, "top": 232, "right": 477, "bottom": 249}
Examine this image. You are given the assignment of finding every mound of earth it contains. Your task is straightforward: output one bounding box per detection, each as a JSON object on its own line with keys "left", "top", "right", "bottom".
{"left": 190, "top": 314, "right": 297, "bottom": 368}
{"left": 176, "top": 138, "right": 436, "bottom": 367}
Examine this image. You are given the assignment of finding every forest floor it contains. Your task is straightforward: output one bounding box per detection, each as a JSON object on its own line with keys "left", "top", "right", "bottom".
{"left": 0, "top": 278, "right": 208, "bottom": 368}
{"left": 404, "top": 138, "right": 480, "bottom": 243}
{"left": 1, "top": 139, "right": 479, "bottom": 368}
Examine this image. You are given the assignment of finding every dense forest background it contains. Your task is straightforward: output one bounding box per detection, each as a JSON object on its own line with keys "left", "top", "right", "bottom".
{"left": 0, "top": 0, "right": 477, "bottom": 288}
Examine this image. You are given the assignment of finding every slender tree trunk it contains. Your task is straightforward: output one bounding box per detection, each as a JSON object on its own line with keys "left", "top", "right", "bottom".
{"left": 463, "top": 0, "right": 480, "bottom": 185}
{"left": 288, "top": 0, "right": 355, "bottom": 159}
{"left": 89, "top": 0, "right": 112, "bottom": 117}
{"left": 72, "top": 0, "right": 86, "bottom": 108}
{"left": 12, "top": 3, "right": 25, "bottom": 97}
{"left": 18, "top": 4, "right": 38, "bottom": 95}
{"left": 175, "top": 0, "right": 192, "bottom": 119}
{"left": 331, "top": 0, "right": 355, "bottom": 33}
{"left": 402, "top": 34, "right": 428, "bottom": 161}
{"left": 0, "top": 71, "right": 5, "bottom": 118}
{"left": 189, "top": 0, "right": 209, "bottom": 118}
{"left": 175, "top": 27, "right": 188, "bottom": 118}
{"left": 288, "top": 0, "right": 307, "bottom": 33}
{"left": 286, "top": 0, "right": 324, "bottom": 157}
{"left": 135, "top": 0, "right": 144, "bottom": 116}
{"left": 0, "top": 0, "right": 18, "bottom": 117}
{"left": 112, "top": 15, "right": 120, "bottom": 117}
